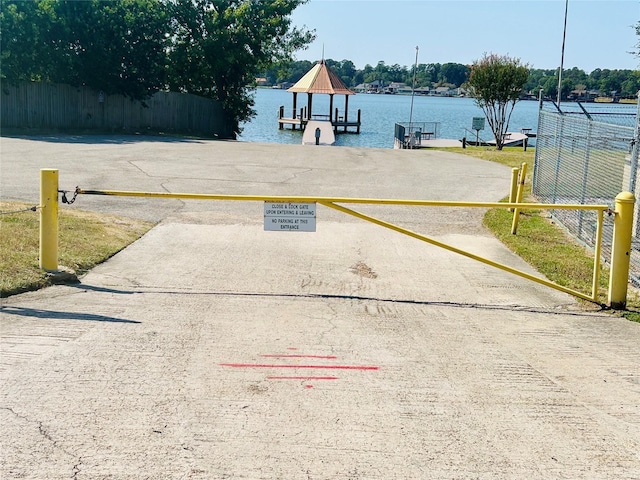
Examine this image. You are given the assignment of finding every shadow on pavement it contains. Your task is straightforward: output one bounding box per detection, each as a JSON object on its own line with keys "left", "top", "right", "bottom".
{"left": 69, "top": 283, "right": 138, "bottom": 295}
{"left": 0, "top": 133, "right": 214, "bottom": 145}
{"left": 1, "top": 306, "right": 140, "bottom": 324}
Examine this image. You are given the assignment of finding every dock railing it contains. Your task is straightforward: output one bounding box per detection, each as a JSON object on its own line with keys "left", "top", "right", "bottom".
{"left": 462, "top": 128, "right": 491, "bottom": 146}
{"left": 394, "top": 122, "right": 440, "bottom": 149}
{"left": 279, "top": 106, "right": 361, "bottom": 134}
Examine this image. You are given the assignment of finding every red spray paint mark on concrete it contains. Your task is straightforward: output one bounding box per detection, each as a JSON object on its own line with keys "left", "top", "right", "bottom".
{"left": 260, "top": 354, "right": 338, "bottom": 360}
{"left": 221, "top": 350, "right": 378, "bottom": 388}
{"left": 220, "top": 364, "right": 379, "bottom": 371}
{"left": 267, "top": 376, "right": 339, "bottom": 381}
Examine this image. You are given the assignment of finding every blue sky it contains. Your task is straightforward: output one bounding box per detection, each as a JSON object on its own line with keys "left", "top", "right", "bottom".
{"left": 290, "top": 0, "right": 640, "bottom": 72}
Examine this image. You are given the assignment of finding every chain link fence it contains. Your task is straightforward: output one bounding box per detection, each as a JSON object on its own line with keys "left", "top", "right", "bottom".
{"left": 532, "top": 99, "right": 640, "bottom": 284}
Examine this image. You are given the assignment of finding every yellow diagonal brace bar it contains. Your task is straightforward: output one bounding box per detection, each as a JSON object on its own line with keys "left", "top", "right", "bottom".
{"left": 320, "top": 201, "right": 599, "bottom": 302}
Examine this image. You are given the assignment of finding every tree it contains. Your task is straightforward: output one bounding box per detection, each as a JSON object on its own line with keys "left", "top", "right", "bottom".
{"left": 0, "top": 0, "right": 52, "bottom": 83}
{"left": 1, "top": 0, "right": 170, "bottom": 100}
{"left": 541, "top": 75, "right": 558, "bottom": 100}
{"left": 325, "top": 59, "right": 357, "bottom": 87}
{"left": 387, "top": 63, "right": 407, "bottom": 83}
{"left": 168, "top": 0, "right": 314, "bottom": 137}
{"left": 439, "top": 63, "right": 469, "bottom": 87}
{"left": 621, "top": 72, "right": 640, "bottom": 97}
{"left": 466, "top": 53, "right": 529, "bottom": 150}
{"left": 363, "top": 61, "right": 391, "bottom": 84}
{"left": 58, "top": 0, "right": 170, "bottom": 100}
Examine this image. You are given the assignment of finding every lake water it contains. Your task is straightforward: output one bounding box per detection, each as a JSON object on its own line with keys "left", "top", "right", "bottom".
{"left": 238, "top": 87, "right": 543, "bottom": 149}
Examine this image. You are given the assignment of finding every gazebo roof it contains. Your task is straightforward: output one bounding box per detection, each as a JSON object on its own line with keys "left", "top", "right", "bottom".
{"left": 287, "top": 60, "right": 355, "bottom": 95}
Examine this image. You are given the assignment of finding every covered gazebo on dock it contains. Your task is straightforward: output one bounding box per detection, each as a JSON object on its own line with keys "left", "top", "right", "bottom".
{"left": 278, "top": 60, "right": 361, "bottom": 134}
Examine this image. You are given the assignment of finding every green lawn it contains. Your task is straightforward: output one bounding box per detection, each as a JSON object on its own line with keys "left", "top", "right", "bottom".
{"left": 0, "top": 201, "right": 153, "bottom": 297}
{"left": 437, "top": 146, "right": 639, "bottom": 322}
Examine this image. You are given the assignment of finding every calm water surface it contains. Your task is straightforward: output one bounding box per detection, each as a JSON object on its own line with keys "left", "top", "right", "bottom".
{"left": 239, "top": 88, "right": 542, "bottom": 148}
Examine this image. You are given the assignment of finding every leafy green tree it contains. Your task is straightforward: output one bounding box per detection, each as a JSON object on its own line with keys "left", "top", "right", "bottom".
{"left": 560, "top": 78, "right": 575, "bottom": 100}
{"left": 274, "top": 59, "right": 314, "bottom": 84}
{"left": 1, "top": 0, "right": 170, "bottom": 100}
{"left": 387, "top": 63, "right": 407, "bottom": 83}
{"left": 523, "top": 69, "right": 548, "bottom": 94}
{"left": 361, "top": 63, "right": 374, "bottom": 79}
{"left": 363, "top": 61, "right": 391, "bottom": 84}
{"left": 168, "top": 0, "right": 314, "bottom": 137}
{"left": 423, "top": 63, "right": 441, "bottom": 85}
{"left": 1, "top": 0, "right": 58, "bottom": 83}
{"left": 564, "top": 67, "right": 588, "bottom": 86}
{"left": 352, "top": 69, "right": 364, "bottom": 86}
{"left": 541, "top": 75, "right": 558, "bottom": 100}
{"left": 587, "top": 68, "right": 602, "bottom": 90}
{"left": 339, "top": 60, "right": 357, "bottom": 85}
{"left": 324, "top": 59, "right": 357, "bottom": 87}
{"left": 529, "top": 71, "right": 542, "bottom": 92}
{"left": 56, "top": 0, "right": 170, "bottom": 99}
{"left": 598, "top": 69, "right": 630, "bottom": 96}
{"left": 439, "top": 63, "right": 469, "bottom": 87}
{"left": 466, "top": 53, "right": 529, "bottom": 150}
{"left": 621, "top": 71, "right": 640, "bottom": 97}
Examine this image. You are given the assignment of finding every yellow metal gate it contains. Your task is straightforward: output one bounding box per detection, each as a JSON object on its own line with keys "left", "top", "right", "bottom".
{"left": 39, "top": 169, "right": 635, "bottom": 308}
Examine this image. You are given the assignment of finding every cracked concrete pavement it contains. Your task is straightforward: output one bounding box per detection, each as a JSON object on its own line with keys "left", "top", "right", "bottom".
{"left": 1, "top": 135, "right": 639, "bottom": 479}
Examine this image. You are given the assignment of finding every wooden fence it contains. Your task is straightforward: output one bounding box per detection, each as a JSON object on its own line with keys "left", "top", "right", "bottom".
{"left": 0, "top": 82, "right": 232, "bottom": 138}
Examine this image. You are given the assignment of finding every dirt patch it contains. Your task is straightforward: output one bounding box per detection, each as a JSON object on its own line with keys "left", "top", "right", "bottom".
{"left": 350, "top": 261, "right": 378, "bottom": 279}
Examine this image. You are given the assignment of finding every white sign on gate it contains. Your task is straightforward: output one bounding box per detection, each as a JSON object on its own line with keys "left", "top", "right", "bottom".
{"left": 264, "top": 202, "right": 317, "bottom": 232}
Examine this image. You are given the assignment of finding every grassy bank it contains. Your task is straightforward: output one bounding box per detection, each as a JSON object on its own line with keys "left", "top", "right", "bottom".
{"left": 0, "top": 201, "right": 153, "bottom": 297}
{"left": 439, "top": 146, "right": 639, "bottom": 321}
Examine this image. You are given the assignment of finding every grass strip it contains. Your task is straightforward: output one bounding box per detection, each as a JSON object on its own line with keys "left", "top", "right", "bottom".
{"left": 1, "top": 201, "right": 153, "bottom": 297}
{"left": 438, "top": 146, "right": 639, "bottom": 322}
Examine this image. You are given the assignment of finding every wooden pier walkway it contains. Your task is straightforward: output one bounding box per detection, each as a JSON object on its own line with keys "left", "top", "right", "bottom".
{"left": 278, "top": 108, "right": 361, "bottom": 135}
{"left": 302, "top": 120, "right": 336, "bottom": 145}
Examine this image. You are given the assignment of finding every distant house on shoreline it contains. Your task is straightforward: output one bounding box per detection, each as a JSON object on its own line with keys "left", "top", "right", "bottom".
{"left": 348, "top": 82, "right": 467, "bottom": 97}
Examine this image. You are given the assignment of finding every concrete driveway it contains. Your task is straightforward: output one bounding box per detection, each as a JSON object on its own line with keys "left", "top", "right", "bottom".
{"left": 1, "top": 136, "right": 639, "bottom": 479}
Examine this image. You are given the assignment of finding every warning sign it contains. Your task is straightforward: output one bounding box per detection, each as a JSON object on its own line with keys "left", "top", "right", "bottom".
{"left": 264, "top": 202, "right": 316, "bottom": 232}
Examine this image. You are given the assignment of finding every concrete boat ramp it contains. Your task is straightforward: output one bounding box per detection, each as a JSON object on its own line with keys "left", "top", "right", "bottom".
{"left": 2, "top": 136, "right": 639, "bottom": 479}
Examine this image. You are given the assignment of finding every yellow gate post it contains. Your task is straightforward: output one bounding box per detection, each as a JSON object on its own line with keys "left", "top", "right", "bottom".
{"left": 608, "top": 191, "right": 636, "bottom": 309}
{"left": 40, "top": 169, "right": 59, "bottom": 271}
{"left": 510, "top": 162, "right": 527, "bottom": 234}
{"left": 509, "top": 167, "right": 519, "bottom": 212}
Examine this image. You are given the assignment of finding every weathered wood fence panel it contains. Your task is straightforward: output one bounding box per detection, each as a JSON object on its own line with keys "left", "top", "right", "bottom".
{"left": 1, "top": 82, "right": 231, "bottom": 138}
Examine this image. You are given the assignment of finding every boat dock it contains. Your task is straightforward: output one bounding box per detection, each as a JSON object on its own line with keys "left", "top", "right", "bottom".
{"left": 395, "top": 121, "right": 535, "bottom": 149}
{"left": 279, "top": 108, "right": 361, "bottom": 134}
{"left": 421, "top": 132, "right": 530, "bottom": 149}
{"left": 463, "top": 131, "right": 532, "bottom": 148}
{"left": 278, "top": 59, "right": 362, "bottom": 136}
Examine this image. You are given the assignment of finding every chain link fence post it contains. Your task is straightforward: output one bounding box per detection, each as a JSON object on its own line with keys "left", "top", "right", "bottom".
{"left": 629, "top": 90, "right": 640, "bottom": 235}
